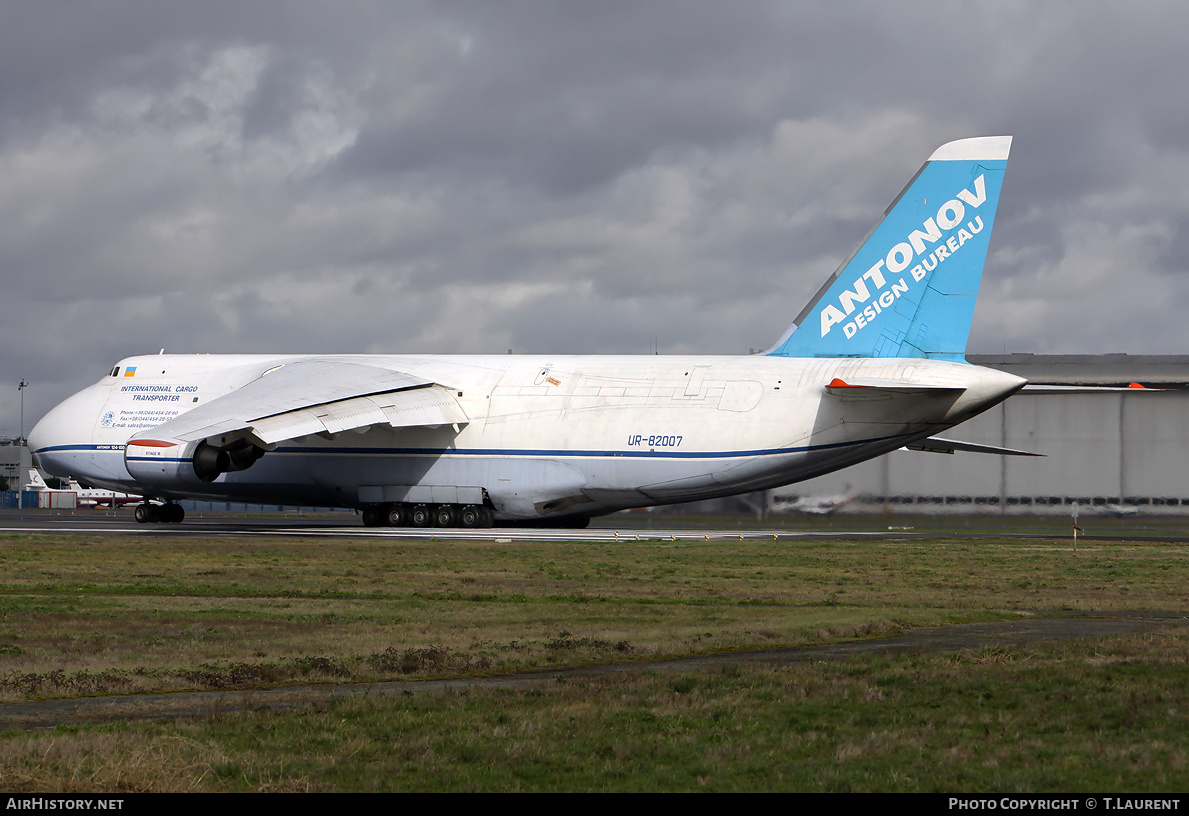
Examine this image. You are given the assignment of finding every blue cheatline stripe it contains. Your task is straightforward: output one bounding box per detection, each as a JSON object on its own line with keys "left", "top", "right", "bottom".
{"left": 71, "top": 428, "right": 922, "bottom": 465}
{"left": 35, "top": 444, "right": 126, "bottom": 452}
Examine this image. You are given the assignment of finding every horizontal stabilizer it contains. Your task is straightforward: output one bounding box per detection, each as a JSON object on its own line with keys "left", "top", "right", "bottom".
{"left": 824, "top": 377, "right": 965, "bottom": 395}
{"left": 903, "top": 437, "right": 1043, "bottom": 457}
{"left": 1020, "top": 383, "right": 1159, "bottom": 394}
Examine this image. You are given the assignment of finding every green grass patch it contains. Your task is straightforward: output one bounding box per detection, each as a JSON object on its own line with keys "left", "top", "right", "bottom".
{"left": 0, "top": 526, "right": 1188, "bottom": 790}
{"left": 3, "top": 631, "right": 1189, "bottom": 792}
{"left": 0, "top": 531, "right": 1186, "bottom": 699}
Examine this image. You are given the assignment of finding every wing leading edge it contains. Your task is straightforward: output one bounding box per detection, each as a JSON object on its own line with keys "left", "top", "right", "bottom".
{"left": 129, "top": 359, "right": 469, "bottom": 448}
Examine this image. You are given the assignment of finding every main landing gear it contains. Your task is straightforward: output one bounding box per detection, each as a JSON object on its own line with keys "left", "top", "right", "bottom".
{"left": 361, "top": 502, "right": 493, "bottom": 529}
{"left": 134, "top": 502, "right": 185, "bottom": 524}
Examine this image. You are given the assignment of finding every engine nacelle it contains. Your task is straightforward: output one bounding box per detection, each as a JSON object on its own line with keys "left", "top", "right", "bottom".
{"left": 192, "top": 439, "right": 265, "bottom": 482}
{"left": 125, "top": 436, "right": 266, "bottom": 493}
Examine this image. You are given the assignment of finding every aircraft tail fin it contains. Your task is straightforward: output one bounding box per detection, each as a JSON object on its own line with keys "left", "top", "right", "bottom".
{"left": 26, "top": 468, "right": 48, "bottom": 490}
{"left": 767, "top": 136, "right": 1011, "bottom": 361}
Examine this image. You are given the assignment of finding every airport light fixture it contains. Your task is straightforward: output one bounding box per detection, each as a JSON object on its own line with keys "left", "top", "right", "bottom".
{"left": 17, "top": 379, "right": 27, "bottom": 507}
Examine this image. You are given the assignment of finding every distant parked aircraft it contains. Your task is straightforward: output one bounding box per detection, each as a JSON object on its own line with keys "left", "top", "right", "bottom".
{"left": 771, "top": 486, "right": 856, "bottom": 516}
{"left": 1102, "top": 503, "right": 1140, "bottom": 517}
{"left": 26, "top": 468, "right": 141, "bottom": 508}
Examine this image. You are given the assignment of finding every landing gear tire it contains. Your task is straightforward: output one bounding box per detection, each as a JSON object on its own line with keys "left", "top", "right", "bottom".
{"left": 409, "top": 504, "right": 432, "bottom": 527}
{"left": 362, "top": 501, "right": 491, "bottom": 529}
{"left": 458, "top": 505, "right": 492, "bottom": 528}
{"left": 386, "top": 504, "right": 405, "bottom": 527}
{"left": 432, "top": 504, "right": 456, "bottom": 527}
{"left": 162, "top": 503, "right": 185, "bottom": 524}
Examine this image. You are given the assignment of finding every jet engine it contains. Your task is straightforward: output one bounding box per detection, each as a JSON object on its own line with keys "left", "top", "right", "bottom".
{"left": 125, "top": 435, "right": 266, "bottom": 494}
{"left": 192, "top": 438, "right": 266, "bottom": 482}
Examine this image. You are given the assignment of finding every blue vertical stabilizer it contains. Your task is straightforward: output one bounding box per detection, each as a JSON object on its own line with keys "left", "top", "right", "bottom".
{"left": 767, "top": 136, "right": 1011, "bottom": 361}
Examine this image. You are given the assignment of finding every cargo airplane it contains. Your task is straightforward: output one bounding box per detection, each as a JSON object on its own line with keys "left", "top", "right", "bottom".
{"left": 29, "top": 136, "right": 1029, "bottom": 527}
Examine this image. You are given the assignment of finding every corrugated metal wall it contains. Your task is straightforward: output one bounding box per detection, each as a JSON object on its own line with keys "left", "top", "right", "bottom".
{"left": 774, "top": 389, "right": 1189, "bottom": 513}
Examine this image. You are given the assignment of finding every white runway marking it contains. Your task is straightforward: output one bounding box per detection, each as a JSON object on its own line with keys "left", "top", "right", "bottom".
{"left": 0, "top": 517, "right": 894, "bottom": 541}
{"left": 250, "top": 527, "right": 889, "bottom": 541}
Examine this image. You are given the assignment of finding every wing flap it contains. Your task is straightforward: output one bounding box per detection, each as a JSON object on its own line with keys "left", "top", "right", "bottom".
{"left": 250, "top": 387, "right": 469, "bottom": 444}
{"left": 378, "top": 389, "right": 469, "bottom": 427}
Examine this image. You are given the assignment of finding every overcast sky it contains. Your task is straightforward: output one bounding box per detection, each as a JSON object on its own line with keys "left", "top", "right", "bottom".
{"left": 5, "top": 1, "right": 1189, "bottom": 429}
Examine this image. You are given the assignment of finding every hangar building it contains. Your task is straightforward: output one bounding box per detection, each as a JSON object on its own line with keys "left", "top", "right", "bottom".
{"left": 768, "top": 354, "right": 1189, "bottom": 515}
{"left": 0, "top": 439, "right": 30, "bottom": 492}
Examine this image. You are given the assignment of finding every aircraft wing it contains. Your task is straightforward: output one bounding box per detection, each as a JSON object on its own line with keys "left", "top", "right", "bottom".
{"left": 129, "top": 359, "right": 468, "bottom": 447}
{"left": 904, "top": 437, "right": 1043, "bottom": 457}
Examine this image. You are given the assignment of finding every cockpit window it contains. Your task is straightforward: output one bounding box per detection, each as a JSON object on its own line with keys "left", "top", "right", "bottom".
{"left": 110, "top": 367, "right": 119, "bottom": 378}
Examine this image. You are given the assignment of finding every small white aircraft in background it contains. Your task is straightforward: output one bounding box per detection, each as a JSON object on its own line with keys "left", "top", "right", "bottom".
{"left": 30, "top": 136, "right": 1033, "bottom": 527}
{"left": 1102, "top": 503, "right": 1140, "bottom": 517}
{"left": 26, "top": 468, "right": 142, "bottom": 508}
{"left": 771, "top": 485, "right": 856, "bottom": 516}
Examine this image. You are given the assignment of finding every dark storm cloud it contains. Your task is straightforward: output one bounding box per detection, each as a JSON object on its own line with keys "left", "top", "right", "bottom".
{"left": 6, "top": 1, "right": 1189, "bottom": 424}
{"left": 334, "top": 4, "right": 793, "bottom": 195}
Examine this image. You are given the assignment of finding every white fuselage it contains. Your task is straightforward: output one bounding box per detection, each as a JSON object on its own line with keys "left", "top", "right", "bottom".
{"left": 29, "top": 353, "right": 1024, "bottom": 520}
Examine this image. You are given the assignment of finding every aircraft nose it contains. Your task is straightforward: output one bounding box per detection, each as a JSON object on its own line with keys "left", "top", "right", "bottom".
{"left": 29, "top": 399, "right": 78, "bottom": 475}
{"left": 26, "top": 399, "right": 70, "bottom": 455}
{"left": 27, "top": 384, "right": 110, "bottom": 479}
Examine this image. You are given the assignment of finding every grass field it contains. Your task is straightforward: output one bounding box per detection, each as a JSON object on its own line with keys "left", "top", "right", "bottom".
{"left": 1, "top": 517, "right": 1187, "bottom": 791}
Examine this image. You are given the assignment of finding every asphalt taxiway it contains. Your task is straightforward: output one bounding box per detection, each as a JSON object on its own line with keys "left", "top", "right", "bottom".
{"left": 0, "top": 508, "right": 900, "bottom": 542}
{"left": 2, "top": 508, "right": 1187, "bottom": 543}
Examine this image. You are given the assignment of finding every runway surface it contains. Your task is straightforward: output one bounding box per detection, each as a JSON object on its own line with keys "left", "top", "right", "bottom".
{"left": 1, "top": 508, "right": 1184, "bottom": 543}
{"left": 0, "top": 508, "right": 898, "bottom": 542}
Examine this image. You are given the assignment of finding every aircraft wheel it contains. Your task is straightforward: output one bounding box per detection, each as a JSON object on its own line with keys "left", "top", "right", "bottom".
{"left": 134, "top": 504, "right": 153, "bottom": 524}
{"left": 433, "top": 504, "right": 457, "bottom": 528}
{"left": 362, "top": 506, "right": 385, "bottom": 527}
{"left": 409, "top": 504, "right": 432, "bottom": 527}
{"left": 386, "top": 504, "right": 406, "bottom": 527}
{"left": 458, "top": 505, "right": 483, "bottom": 528}
{"left": 163, "top": 504, "right": 185, "bottom": 524}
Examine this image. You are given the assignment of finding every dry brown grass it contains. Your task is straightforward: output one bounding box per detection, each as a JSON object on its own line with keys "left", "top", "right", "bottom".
{"left": 0, "top": 530, "right": 1187, "bottom": 702}
{"left": 0, "top": 730, "right": 234, "bottom": 792}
